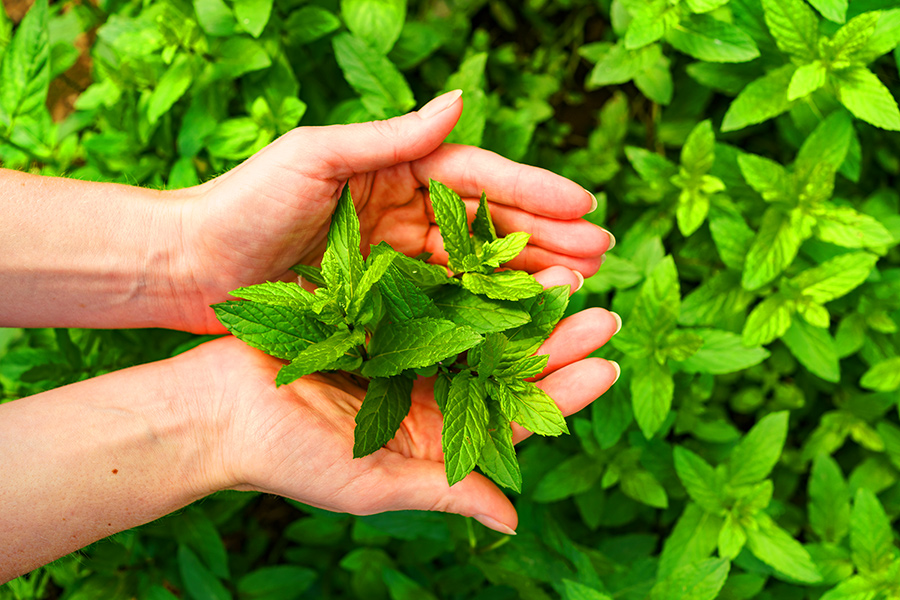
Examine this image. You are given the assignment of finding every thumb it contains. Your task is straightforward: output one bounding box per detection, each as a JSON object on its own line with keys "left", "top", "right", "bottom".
{"left": 375, "top": 452, "right": 518, "bottom": 535}
{"left": 297, "top": 90, "right": 463, "bottom": 179}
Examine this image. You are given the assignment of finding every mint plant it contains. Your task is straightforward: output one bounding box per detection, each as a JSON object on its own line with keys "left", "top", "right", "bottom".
{"left": 211, "top": 180, "right": 570, "bottom": 491}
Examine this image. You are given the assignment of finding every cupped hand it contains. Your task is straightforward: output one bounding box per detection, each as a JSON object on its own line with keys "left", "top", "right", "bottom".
{"left": 185, "top": 268, "right": 620, "bottom": 534}
{"left": 168, "top": 91, "right": 612, "bottom": 333}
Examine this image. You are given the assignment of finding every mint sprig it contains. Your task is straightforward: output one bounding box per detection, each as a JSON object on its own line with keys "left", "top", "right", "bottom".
{"left": 211, "top": 180, "right": 570, "bottom": 490}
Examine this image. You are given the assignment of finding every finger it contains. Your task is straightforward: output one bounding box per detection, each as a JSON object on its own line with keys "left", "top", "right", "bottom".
{"left": 511, "top": 358, "right": 619, "bottom": 444}
{"left": 291, "top": 90, "right": 464, "bottom": 179}
{"left": 362, "top": 452, "right": 518, "bottom": 535}
{"left": 411, "top": 144, "right": 594, "bottom": 220}
{"left": 531, "top": 265, "right": 583, "bottom": 292}
{"left": 534, "top": 308, "right": 621, "bottom": 377}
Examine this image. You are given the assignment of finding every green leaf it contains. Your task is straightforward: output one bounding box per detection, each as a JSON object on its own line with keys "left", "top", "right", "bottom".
{"left": 479, "top": 232, "right": 530, "bottom": 267}
{"left": 276, "top": 327, "right": 365, "bottom": 386}
{"left": 562, "top": 580, "right": 613, "bottom": 600}
{"left": 625, "top": 146, "right": 679, "bottom": 185}
{"left": 631, "top": 355, "right": 674, "bottom": 439}
{"left": 625, "top": 14, "right": 666, "bottom": 50}
{"left": 787, "top": 61, "right": 827, "bottom": 100}
{"left": 176, "top": 509, "right": 230, "bottom": 579}
{"left": 321, "top": 185, "right": 365, "bottom": 311}
{"left": 442, "top": 372, "right": 489, "bottom": 486}
{"left": 0, "top": 0, "right": 48, "bottom": 128}
{"left": 781, "top": 317, "right": 840, "bottom": 382}
{"left": 827, "top": 11, "right": 879, "bottom": 62}
{"left": 472, "top": 192, "right": 498, "bottom": 246}
{"left": 178, "top": 545, "right": 231, "bottom": 600}
{"left": 650, "top": 558, "right": 730, "bottom": 600}
{"left": 341, "top": 0, "right": 406, "bottom": 54}
{"left": 676, "top": 188, "right": 711, "bottom": 238}
{"left": 212, "top": 302, "right": 332, "bottom": 360}
{"left": 377, "top": 263, "right": 441, "bottom": 322}
{"left": 477, "top": 399, "right": 521, "bottom": 492}
{"left": 795, "top": 110, "right": 854, "bottom": 179}
{"left": 680, "top": 120, "right": 716, "bottom": 175}
{"left": 613, "top": 256, "right": 680, "bottom": 358}
{"left": 284, "top": 6, "right": 341, "bottom": 45}
{"left": 815, "top": 204, "right": 894, "bottom": 249}
{"left": 745, "top": 514, "right": 823, "bottom": 583}
{"left": 742, "top": 208, "right": 805, "bottom": 290}
{"left": 533, "top": 452, "right": 602, "bottom": 502}
{"left": 494, "top": 354, "right": 548, "bottom": 380}
{"left": 667, "top": 14, "right": 760, "bottom": 63}
{"left": 620, "top": 469, "right": 669, "bottom": 508}
{"left": 353, "top": 375, "right": 413, "bottom": 458}
{"left": 193, "top": 0, "right": 238, "bottom": 36}
{"left": 347, "top": 244, "right": 396, "bottom": 322}
{"left": 809, "top": 453, "right": 851, "bottom": 544}
{"left": 147, "top": 55, "right": 193, "bottom": 126}
{"left": 678, "top": 329, "right": 770, "bottom": 374}
{"left": 791, "top": 252, "right": 878, "bottom": 304}
{"left": 362, "top": 318, "right": 482, "bottom": 377}
{"left": 860, "top": 356, "right": 900, "bottom": 392}
{"left": 461, "top": 271, "right": 544, "bottom": 300}
{"left": 237, "top": 566, "right": 317, "bottom": 600}
{"left": 673, "top": 447, "right": 724, "bottom": 514}
{"left": 851, "top": 8, "right": 900, "bottom": 64}
{"left": 233, "top": 0, "right": 273, "bottom": 37}
{"left": 737, "top": 153, "right": 790, "bottom": 202}
{"left": 658, "top": 503, "right": 723, "bottom": 578}
{"left": 433, "top": 286, "right": 531, "bottom": 334}
{"left": 722, "top": 64, "right": 796, "bottom": 132}
{"left": 496, "top": 380, "right": 568, "bottom": 436}
{"left": 429, "top": 179, "right": 475, "bottom": 268}
{"left": 718, "top": 513, "right": 747, "bottom": 559}
{"left": 850, "top": 488, "right": 894, "bottom": 575}
{"left": 708, "top": 200, "right": 755, "bottom": 270}
{"left": 834, "top": 67, "right": 900, "bottom": 131}
{"left": 809, "top": 0, "right": 847, "bottom": 23}
{"left": 469, "top": 333, "right": 509, "bottom": 381}
{"left": 443, "top": 53, "right": 488, "bottom": 146}
{"left": 685, "top": 0, "right": 730, "bottom": 13}
{"left": 728, "top": 411, "right": 789, "bottom": 486}
{"left": 291, "top": 264, "right": 326, "bottom": 287}
{"left": 761, "top": 0, "right": 820, "bottom": 61}
{"left": 332, "top": 33, "right": 414, "bottom": 117}
{"left": 229, "top": 282, "right": 315, "bottom": 308}
{"left": 819, "top": 576, "right": 880, "bottom": 600}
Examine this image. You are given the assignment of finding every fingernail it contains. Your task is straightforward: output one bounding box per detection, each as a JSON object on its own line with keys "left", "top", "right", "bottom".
{"left": 586, "top": 190, "right": 598, "bottom": 212}
{"left": 473, "top": 514, "right": 517, "bottom": 536}
{"left": 572, "top": 270, "right": 584, "bottom": 292}
{"left": 602, "top": 228, "right": 616, "bottom": 250}
{"left": 601, "top": 254, "right": 607, "bottom": 266}
{"left": 609, "top": 361, "right": 621, "bottom": 384}
{"left": 418, "top": 89, "right": 463, "bottom": 119}
{"left": 611, "top": 311, "right": 622, "bottom": 334}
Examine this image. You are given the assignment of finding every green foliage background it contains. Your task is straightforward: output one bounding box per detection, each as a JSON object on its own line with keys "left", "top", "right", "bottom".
{"left": 2, "top": 0, "right": 900, "bottom": 597}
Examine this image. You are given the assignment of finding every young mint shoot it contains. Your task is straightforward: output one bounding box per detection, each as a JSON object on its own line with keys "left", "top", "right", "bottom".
{"left": 211, "top": 180, "right": 570, "bottom": 491}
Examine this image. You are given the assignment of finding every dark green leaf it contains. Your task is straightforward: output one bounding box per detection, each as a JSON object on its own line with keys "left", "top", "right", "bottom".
{"left": 212, "top": 301, "right": 332, "bottom": 360}
{"left": 353, "top": 376, "right": 413, "bottom": 458}
{"left": 461, "top": 271, "right": 543, "bottom": 300}
{"left": 362, "top": 318, "right": 482, "bottom": 377}
{"left": 442, "top": 371, "right": 489, "bottom": 486}
{"left": 276, "top": 327, "right": 365, "bottom": 386}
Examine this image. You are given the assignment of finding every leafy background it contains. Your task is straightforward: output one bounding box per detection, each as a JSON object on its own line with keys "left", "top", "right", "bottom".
{"left": 2, "top": 0, "right": 900, "bottom": 598}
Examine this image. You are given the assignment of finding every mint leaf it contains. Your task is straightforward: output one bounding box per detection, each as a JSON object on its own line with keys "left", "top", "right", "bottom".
{"left": 290, "top": 264, "right": 326, "bottom": 287}
{"left": 429, "top": 179, "right": 474, "bottom": 269}
{"left": 347, "top": 244, "right": 396, "bottom": 323}
{"left": 502, "top": 286, "right": 570, "bottom": 359}
{"left": 815, "top": 204, "right": 894, "bottom": 249}
{"left": 650, "top": 558, "right": 730, "bottom": 600}
{"left": 708, "top": 199, "right": 755, "bottom": 269}
{"left": 341, "top": 0, "right": 405, "bottom": 55}
{"left": 378, "top": 263, "right": 442, "bottom": 322}
{"left": 212, "top": 301, "right": 332, "bottom": 360}
{"left": 620, "top": 469, "right": 669, "bottom": 509}
{"left": 742, "top": 208, "right": 805, "bottom": 290}
{"left": 495, "top": 354, "right": 548, "bottom": 380}
{"left": 721, "top": 64, "right": 795, "bottom": 132}
{"left": 461, "top": 271, "right": 543, "bottom": 300}
{"left": 860, "top": 356, "right": 900, "bottom": 392}
{"left": 432, "top": 286, "right": 531, "bottom": 334}
{"left": 332, "top": 32, "right": 414, "bottom": 117}
{"left": 387, "top": 252, "right": 452, "bottom": 289}
{"left": 809, "top": 453, "right": 851, "bottom": 544}
{"left": 353, "top": 375, "right": 414, "bottom": 458}
{"left": 833, "top": 66, "right": 900, "bottom": 131}
{"left": 666, "top": 14, "right": 759, "bottom": 63}
{"left": 0, "top": 0, "right": 48, "bottom": 128}
{"left": 680, "top": 271, "right": 755, "bottom": 328}
{"left": 745, "top": 514, "right": 822, "bottom": 583}
{"left": 738, "top": 153, "right": 790, "bottom": 202}
{"left": 827, "top": 10, "right": 880, "bottom": 62}
{"left": 476, "top": 399, "right": 521, "bottom": 492}
{"left": 229, "top": 281, "right": 316, "bottom": 308}
{"left": 658, "top": 503, "right": 723, "bottom": 578}
{"left": 761, "top": 0, "right": 819, "bottom": 61}
{"left": 742, "top": 293, "right": 794, "bottom": 346}
{"left": 496, "top": 380, "right": 568, "bottom": 436}
{"left": 809, "top": 0, "right": 847, "bottom": 23}
{"left": 442, "top": 371, "right": 489, "bottom": 486}
{"left": 790, "top": 252, "right": 878, "bottom": 304}
{"left": 361, "top": 318, "right": 482, "bottom": 377}
{"left": 678, "top": 329, "right": 770, "bottom": 374}
{"left": 795, "top": 110, "right": 854, "bottom": 179}
{"left": 276, "top": 327, "right": 365, "bottom": 386}
{"left": 613, "top": 256, "right": 680, "bottom": 358}
{"left": 469, "top": 333, "right": 508, "bottom": 381}
{"left": 321, "top": 184, "right": 365, "bottom": 311}
{"left": 787, "top": 61, "right": 826, "bottom": 100}
{"left": 673, "top": 447, "right": 724, "bottom": 514}
{"left": 781, "top": 318, "right": 840, "bottom": 383}
{"left": 727, "top": 411, "right": 788, "bottom": 486}
{"left": 479, "top": 232, "right": 530, "bottom": 268}
{"left": 472, "top": 192, "right": 497, "bottom": 246}
{"left": 631, "top": 355, "right": 675, "bottom": 439}
{"left": 850, "top": 487, "right": 894, "bottom": 575}
{"left": 718, "top": 513, "right": 747, "bottom": 559}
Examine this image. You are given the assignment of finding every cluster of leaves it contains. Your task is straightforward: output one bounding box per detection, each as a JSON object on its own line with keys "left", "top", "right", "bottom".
{"left": 4, "top": 0, "right": 900, "bottom": 598}
{"left": 212, "top": 180, "right": 570, "bottom": 490}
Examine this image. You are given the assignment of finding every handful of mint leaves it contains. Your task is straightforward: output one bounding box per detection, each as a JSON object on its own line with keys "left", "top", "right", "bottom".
{"left": 212, "top": 180, "right": 570, "bottom": 491}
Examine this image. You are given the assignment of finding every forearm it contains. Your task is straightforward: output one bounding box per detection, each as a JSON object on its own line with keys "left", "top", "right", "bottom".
{"left": 0, "top": 354, "right": 222, "bottom": 582}
{"left": 0, "top": 168, "right": 188, "bottom": 329}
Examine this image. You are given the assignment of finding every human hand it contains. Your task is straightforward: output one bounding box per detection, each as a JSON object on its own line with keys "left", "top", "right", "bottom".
{"left": 185, "top": 268, "right": 620, "bottom": 533}
{"left": 166, "top": 90, "right": 613, "bottom": 333}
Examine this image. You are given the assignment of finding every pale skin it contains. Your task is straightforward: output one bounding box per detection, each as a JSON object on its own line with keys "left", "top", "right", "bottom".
{"left": 0, "top": 90, "right": 619, "bottom": 582}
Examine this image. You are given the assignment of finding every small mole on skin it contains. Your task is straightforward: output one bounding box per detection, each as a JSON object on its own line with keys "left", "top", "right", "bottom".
{"left": 112, "top": 469, "right": 118, "bottom": 474}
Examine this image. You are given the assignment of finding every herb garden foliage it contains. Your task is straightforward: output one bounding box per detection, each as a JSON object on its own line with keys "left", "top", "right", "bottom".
{"left": 2, "top": 0, "right": 900, "bottom": 596}
{"left": 212, "top": 180, "right": 569, "bottom": 490}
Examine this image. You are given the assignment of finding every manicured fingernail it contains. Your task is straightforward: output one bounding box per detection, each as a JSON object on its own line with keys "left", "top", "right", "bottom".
{"left": 610, "top": 361, "right": 621, "bottom": 384}
{"left": 418, "top": 89, "right": 463, "bottom": 119}
{"left": 601, "top": 254, "right": 607, "bottom": 266}
{"left": 602, "top": 228, "right": 616, "bottom": 250}
{"left": 587, "top": 190, "right": 598, "bottom": 212}
{"left": 473, "top": 514, "right": 517, "bottom": 536}
{"left": 572, "top": 270, "right": 584, "bottom": 292}
{"left": 611, "top": 311, "right": 622, "bottom": 334}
